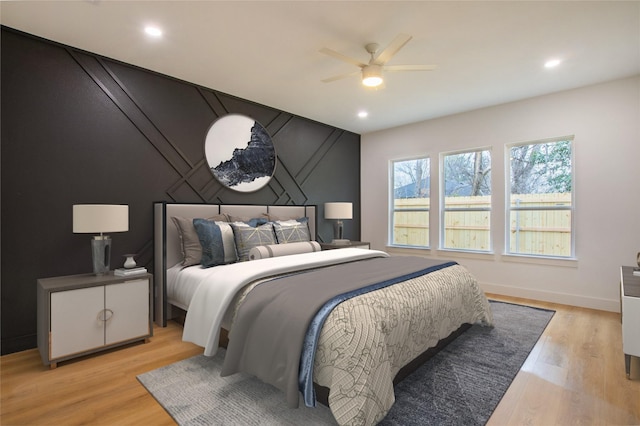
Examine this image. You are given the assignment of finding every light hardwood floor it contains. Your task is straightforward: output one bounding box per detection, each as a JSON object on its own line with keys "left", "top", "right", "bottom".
{"left": 1, "top": 294, "right": 639, "bottom": 425}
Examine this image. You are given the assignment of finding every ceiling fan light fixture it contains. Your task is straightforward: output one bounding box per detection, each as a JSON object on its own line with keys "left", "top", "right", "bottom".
{"left": 362, "top": 65, "right": 383, "bottom": 87}
{"left": 320, "top": 34, "right": 435, "bottom": 87}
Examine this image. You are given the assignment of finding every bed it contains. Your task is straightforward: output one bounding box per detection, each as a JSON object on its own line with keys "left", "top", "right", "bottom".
{"left": 153, "top": 202, "right": 493, "bottom": 425}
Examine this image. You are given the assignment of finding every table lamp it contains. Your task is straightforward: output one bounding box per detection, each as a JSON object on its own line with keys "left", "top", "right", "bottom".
{"left": 73, "top": 204, "right": 129, "bottom": 275}
{"left": 324, "top": 202, "right": 352, "bottom": 244}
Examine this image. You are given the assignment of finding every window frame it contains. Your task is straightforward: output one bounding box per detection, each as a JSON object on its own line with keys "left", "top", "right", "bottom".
{"left": 389, "top": 156, "right": 431, "bottom": 249}
{"left": 505, "top": 135, "right": 575, "bottom": 259}
{"left": 439, "top": 147, "right": 493, "bottom": 253}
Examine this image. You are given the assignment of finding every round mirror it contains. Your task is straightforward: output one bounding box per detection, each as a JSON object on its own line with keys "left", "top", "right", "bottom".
{"left": 204, "top": 114, "right": 276, "bottom": 192}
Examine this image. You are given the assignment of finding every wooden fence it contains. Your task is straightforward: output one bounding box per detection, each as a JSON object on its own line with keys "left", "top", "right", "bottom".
{"left": 393, "top": 193, "right": 571, "bottom": 256}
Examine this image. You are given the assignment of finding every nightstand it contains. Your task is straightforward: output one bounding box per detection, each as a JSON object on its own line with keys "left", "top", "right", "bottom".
{"left": 319, "top": 241, "right": 370, "bottom": 250}
{"left": 37, "top": 271, "right": 153, "bottom": 368}
{"left": 621, "top": 266, "right": 640, "bottom": 378}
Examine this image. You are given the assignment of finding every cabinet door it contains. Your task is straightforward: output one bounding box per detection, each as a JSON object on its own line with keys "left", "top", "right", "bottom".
{"left": 50, "top": 286, "right": 104, "bottom": 359}
{"left": 622, "top": 293, "right": 640, "bottom": 357}
{"left": 105, "top": 279, "right": 149, "bottom": 345}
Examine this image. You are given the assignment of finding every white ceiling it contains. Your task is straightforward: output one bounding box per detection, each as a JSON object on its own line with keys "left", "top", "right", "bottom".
{"left": 1, "top": 1, "right": 639, "bottom": 134}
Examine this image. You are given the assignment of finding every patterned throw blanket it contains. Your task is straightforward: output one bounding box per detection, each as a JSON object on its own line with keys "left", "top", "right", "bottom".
{"left": 221, "top": 256, "right": 493, "bottom": 425}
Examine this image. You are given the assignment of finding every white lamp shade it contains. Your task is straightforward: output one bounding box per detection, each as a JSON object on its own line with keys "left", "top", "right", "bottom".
{"left": 324, "top": 202, "right": 353, "bottom": 220}
{"left": 73, "top": 204, "right": 129, "bottom": 233}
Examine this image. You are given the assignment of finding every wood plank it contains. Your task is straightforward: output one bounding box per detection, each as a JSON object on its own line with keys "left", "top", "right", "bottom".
{"left": 1, "top": 321, "right": 201, "bottom": 426}
{"left": 486, "top": 294, "right": 640, "bottom": 426}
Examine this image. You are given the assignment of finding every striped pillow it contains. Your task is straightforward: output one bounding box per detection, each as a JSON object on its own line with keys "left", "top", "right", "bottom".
{"left": 249, "top": 241, "right": 321, "bottom": 260}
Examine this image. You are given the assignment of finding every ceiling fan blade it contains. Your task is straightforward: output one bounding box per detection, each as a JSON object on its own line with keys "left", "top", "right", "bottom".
{"left": 321, "top": 70, "right": 360, "bottom": 83}
{"left": 319, "top": 47, "right": 367, "bottom": 68}
{"left": 373, "top": 33, "right": 413, "bottom": 65}
{"left": 385, "top": 64, "right": 437, "bottom": 72}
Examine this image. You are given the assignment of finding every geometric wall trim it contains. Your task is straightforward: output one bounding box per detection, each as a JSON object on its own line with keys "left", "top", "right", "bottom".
{"left": 0, "top": 27, "right": 361, "bottom": 354}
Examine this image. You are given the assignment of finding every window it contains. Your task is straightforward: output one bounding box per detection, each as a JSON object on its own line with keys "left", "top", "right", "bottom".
{"left": 390, "top": 157, "right": 430, "bottom": 247}
{"left": 507, "top": 137, "right": 574, "bottom": 257}
{"left": 440, "top": 149, "right": 492, "bottom": 252}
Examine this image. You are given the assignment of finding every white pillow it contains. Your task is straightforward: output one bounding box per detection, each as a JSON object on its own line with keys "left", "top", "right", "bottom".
{"left": 248, "top": 241, "right": 321, "bottom": 260}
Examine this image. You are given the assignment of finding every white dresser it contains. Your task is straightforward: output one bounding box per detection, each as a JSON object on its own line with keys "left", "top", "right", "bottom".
{"left": 621, "top": 266, "right": 640, "bottom": 378}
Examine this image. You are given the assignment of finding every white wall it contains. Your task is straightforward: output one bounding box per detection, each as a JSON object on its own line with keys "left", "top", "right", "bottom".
{"left": 361, "top": 76, "right": 640, "bottom": 312}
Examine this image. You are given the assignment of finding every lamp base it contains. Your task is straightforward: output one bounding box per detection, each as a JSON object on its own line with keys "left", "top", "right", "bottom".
{"left": 91, "top": 236, "right": 111, "bottom": 275}
{"left": 333, "top": 220, "right": 346, "bottom": 241}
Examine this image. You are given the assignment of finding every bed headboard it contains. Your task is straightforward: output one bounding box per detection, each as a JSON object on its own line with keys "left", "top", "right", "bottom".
{"left": 153, "top": 202, "right": 317, "bottom": 325}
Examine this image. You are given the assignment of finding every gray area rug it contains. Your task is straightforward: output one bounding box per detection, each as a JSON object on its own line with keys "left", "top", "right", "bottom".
{"left": 137, "top": 301, "right": 554, "bottom": 425}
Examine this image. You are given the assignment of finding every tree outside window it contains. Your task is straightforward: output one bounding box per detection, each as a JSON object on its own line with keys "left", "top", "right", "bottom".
{"left": 508, "top": 137, "right": 573, "bottom": 257}
{"left": 390, "top": 157, "right": 430, "bottom": 247}
{"left": 441, "top": 149, "right": 492, "bottom": 252}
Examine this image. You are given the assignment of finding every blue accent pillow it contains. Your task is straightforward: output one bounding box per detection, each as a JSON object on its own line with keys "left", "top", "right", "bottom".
{"left": 247, "top": 217, "right": 269, "bottom": 227}
{"left": 192, "top": 219, "right": 238, "bottom": 267}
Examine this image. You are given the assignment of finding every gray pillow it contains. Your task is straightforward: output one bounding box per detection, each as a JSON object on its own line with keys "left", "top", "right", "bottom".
{"left": 171, "top": 214, "right": 229, "bottom": 267}
{"left": 272, "top": 219, "right": 311, "bottom": 244}
{"left": 249, "top": 241, "right": 321, "bottom": 260}
{"left": 230, "top": 222, "right": 277, "bottom": 261}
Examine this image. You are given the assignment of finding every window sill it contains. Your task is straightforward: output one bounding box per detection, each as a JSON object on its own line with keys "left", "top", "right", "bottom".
{"left": 386, "top": 245, "right": 430, "bottom": 255}
{"left": 501, "top": 253, "right": 578, "bottom": 268}
{"left": 435, "top": 249, "right": 496, "bottom": 261}
{"left": 386, "top": 246, "right": 496, "bottom": 261}
{"left": 386, "top": 246, "right": 577, "bottom": 267}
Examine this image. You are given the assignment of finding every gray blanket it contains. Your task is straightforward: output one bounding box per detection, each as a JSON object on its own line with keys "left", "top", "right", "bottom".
{"left": 220, "top": 256, "right": 453, "bottom": 408}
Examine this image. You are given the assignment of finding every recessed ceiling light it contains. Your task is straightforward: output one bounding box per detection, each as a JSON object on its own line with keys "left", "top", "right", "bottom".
{"left": 358, "top": 111, "right": 369, "bottom": 118}
{"left": 544, "top": 59, "right": 561, "bottom": 68}
{"left": 144, "top": 26, "right": 163, "bottom": 38}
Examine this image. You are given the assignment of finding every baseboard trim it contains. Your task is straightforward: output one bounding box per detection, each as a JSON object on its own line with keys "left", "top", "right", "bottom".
{"left": 480, "top": 281, "right": 620, "bottom": 313}
{"left": 1, "top": 333, "right": 37, "bottom": 356}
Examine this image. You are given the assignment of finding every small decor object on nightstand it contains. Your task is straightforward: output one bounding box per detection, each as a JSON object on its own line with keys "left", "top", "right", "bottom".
{"left": 123, "top": 254, "right": 137, "bottom": 269}
{"left": 114, "top": 266, "right": 147, "bottom": 277}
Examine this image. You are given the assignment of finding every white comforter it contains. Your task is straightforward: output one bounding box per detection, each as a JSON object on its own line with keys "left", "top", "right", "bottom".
{"left": 182, "top": 248, "right": 389, "bottom": 356}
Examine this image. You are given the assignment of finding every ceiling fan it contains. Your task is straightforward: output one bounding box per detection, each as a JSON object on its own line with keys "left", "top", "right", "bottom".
{"left": 319, "top": 33, "right": 436, "bottom": 87}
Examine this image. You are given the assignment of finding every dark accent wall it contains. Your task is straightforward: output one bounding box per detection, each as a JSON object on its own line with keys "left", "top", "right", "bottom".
{"left": 0, "top": 27, "right": 361, "bottom": 355}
